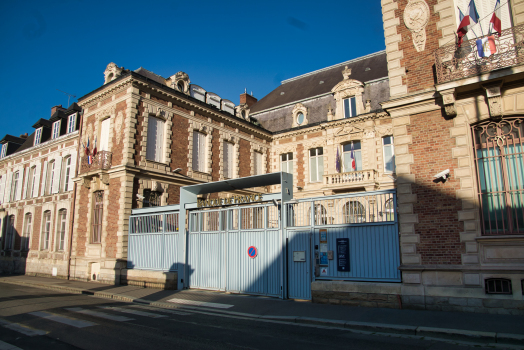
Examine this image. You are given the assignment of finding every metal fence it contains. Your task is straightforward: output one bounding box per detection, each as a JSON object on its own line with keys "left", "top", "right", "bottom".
{"left": 128, "top": 211, "right": 179, "bottom": 271}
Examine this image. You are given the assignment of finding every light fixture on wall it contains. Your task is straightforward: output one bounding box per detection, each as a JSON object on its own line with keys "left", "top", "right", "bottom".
{"left": 433, "top": 169, "right": 450, "bottom": 182}
{"left": 136, "top": 194, "right": 144, "bottom": 201}
{"left": 173, "top": 168, "right": 182, "bottom": 173}
{"left": 297, "top": 186, "right": 303, "bottom": 190}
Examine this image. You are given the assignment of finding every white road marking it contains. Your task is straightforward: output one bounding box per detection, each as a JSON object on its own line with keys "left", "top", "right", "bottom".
{"left": 29, "top": 311, "right": 97, "bottom": 328}
{"left": 65, "top": 308, "right": 135, "bottom": 322}
{"left": 97, "top": 306, "right": 167, "bottom": 318}
{"left": 129, "top": 305, "right": 192, "bottom": 316}
{"left": 166, "top": 298, "right": 234, "bottom": 309}
{"left": 0, "top": 319, "right": 47, "bottom": 336}
{"left": 0, "top": 340, "right": 23, "bottom": 350}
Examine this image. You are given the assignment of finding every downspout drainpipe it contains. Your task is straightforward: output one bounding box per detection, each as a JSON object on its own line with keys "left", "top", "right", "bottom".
{"left": 67, "top": 110, "right": 83, "bottom": 280}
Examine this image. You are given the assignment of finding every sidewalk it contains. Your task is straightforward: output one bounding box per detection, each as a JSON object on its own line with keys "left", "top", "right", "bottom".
{"left": 1, "top": 275, "right": 523, "bottom": 346}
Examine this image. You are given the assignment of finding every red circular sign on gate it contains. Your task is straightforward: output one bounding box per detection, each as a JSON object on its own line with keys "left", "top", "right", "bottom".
{"left": 247, "top": 246, "right": 257, "bottom": 258}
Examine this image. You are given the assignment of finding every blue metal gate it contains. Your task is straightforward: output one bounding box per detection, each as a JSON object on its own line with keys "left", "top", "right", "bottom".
{"left": 188, "top": 204, "right": 282, "bottom": 297}
{"left": 286, "top": 229, "right": 312, "bottom": 299}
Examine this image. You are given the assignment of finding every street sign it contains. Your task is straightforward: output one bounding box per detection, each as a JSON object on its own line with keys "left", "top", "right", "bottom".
{"left": 247, "top": 246, "right": 257, "bottom": 258}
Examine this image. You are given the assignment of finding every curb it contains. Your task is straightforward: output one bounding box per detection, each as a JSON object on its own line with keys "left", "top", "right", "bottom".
{"left": 1, "top": 278, "right": 523, "bottom": 347}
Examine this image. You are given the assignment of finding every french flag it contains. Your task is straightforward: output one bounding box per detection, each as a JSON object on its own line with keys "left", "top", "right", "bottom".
{"left": 476, "top": 36, "right": 497, "bottom": 57}
{"left": 490, "top": 0, "right": 502, "bottom": 35}
{"left": 457, "top": 0, "right": 480, "bottom": 46}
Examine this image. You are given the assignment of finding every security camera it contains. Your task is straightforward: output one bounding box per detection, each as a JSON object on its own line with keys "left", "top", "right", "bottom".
{"left": 272, "top": 199, "right": 278, "bottom": 206}
{"left": 136, "top": 194, "right": 145, "bottom": 200}
{"left": 433, "top": 169, "right": 450, "bottom": 180}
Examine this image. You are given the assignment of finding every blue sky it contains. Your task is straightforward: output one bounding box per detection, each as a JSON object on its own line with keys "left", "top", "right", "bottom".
{"left": 0, "top": 0, "right": 385, "bottom": 139}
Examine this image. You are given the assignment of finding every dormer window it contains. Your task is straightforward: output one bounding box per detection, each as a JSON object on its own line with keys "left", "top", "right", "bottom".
{"left": 52, "top": 120, "right": 61, "bottom": 139}
{"left": 34, "top": 128, "right": 42, "bottom": 146}
{"left": 297, "top": 113, "right": 305, "bottom": 125}
{"left": 177, "top": 82, "right": 184, "bottom": 92}
{"left": 67, "top": 113, "right": 77, "bottom": 133}
{"left": 0, "top": 143, "right": 7, "bottom": 158}
{"left": 343, "top": 97, "right": 357, "bottom": 118}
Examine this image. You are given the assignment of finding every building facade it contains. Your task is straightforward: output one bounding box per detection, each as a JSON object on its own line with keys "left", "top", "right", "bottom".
{"left": 380, "top": 0, "right": 524, "bottom": 313}
{"left": 0, "top": 104, "right": 81, "bottom": 277}
{"left": 1, "top": 0, "right": 523, "bottom": 315}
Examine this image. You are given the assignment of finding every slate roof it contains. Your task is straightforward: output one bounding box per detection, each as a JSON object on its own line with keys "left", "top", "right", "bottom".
{"left": 0, "top": 135, "right": 26, "bottom": 145}
{"left": 250, "top": 51, "right": 388, "bottom": 114}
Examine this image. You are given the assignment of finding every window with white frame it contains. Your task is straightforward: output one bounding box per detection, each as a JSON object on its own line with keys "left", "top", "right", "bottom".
{"left": 309, "top": 147, "right": 324, "bottom": 182}
{"left": 41, "top": 211, "right": 51, "bottom": 250}
{"left": 0, "top": 143, "right": 7, "bottom": 158}
{"left": 343, "top": 141, "right": 362, "bottom": 172}
{"left": 34, "top": 128, "right": 42, "bottom": 146}
{"left": 57, "top": 209, "right": 67, "bottom": 251}
{"left": 146, "top": 116, "right": 165, "bottom": 163}
{"left": 383, "top": 136, "right": 395, "bottom": 173}
{"left": 4, "top": 215, "right": 15, "bottom": 250}
{"left": 52, "top": 120, "right": 61, "bottom": 139}
{"left": 281, "top": 153, "right": 293, "bottom": 174}
{"left": 46, "top": 160, "right": 55, "bottom": 195}
{"left": 11, "top": 171, "right": 19, "bottom": 201}
{"left": 343, "top": 97, "right": 357, "bottom": 118}
{"left": 254, "top": 151, "right": 263, "bottom": 175}
{"left": 192, "top": 131, "right": 206, "bottom": 172}
{"left": 62, "top": 157, "right": 71, "bottom": 192}
{"left": 67, "top": 113, "right": 77, "bottom": 134}
{"left": 26, "top": 166, "right": 36, "bottom": 198}
{"left": 22, "top": 213, "right": 32, "bottom": 251}
{"left": 223, "top": 141, "right": 234, "bottom": 179}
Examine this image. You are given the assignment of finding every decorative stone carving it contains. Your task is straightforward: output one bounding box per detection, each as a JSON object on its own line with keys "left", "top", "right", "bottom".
{"left": 168, "top": 71, "right": 190, "bottom": 94}
{"left": 483, "top": 82, "right": 503, "bottom": 118}
{"left": 115, "top": 111, "right": 123, "bottom": 144}
{"left": 292, "top": 103, "right": 308, "bottom": 128}
{"left": 331, "top": 67, "right": 365, "bottom": 120}
{"left": 104, "top": 63, "right": 123, "bottom": 84}
{"left": 82, "top": 178, "right": 91, "bottom": 189}
{"left": 365, "top": 100, "right": 371, "bottom": 113}
{"left": 327, "top": 105, "right": 334, "bottom": 121}
{"left": 236, "top": 104, "right": 250, "bottom": 121}
{"left": 100, "top": 174, "right": 110, "bottom": 185}
{"left": 96, "top": 105, "right": 116, "bottom": 121}
{"left": 403, "top": 0, "right": 430, "bottom": 52}
{"left": 440, "top": 88, "right": 457, "bottom": 117}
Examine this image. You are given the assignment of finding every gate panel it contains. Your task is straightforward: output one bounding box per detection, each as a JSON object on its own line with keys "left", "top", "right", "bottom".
{"left": 226, "top": 229, "right": 281, "bottom": 296}
{"left": 286, "top": 230, "right": 311, "bottom": 299}
{"left": 188, "top": 232, "right": 225, "bottom": 290}
{"left": 312, "top": 223, "right": 400, "bottom": 281}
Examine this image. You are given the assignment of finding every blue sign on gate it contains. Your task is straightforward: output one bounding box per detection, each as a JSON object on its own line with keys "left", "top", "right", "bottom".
{"left": 247, "top": 246, "right": 258, "bottom": 258}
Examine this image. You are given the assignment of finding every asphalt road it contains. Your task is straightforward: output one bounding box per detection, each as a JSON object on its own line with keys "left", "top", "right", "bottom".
{"left": 0, "top": 282, "right": 511, "bottom": 350}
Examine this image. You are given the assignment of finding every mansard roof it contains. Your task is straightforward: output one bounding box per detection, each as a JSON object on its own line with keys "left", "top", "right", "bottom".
{"left": 0, "top": 135, "right": 25, "bottom": 145}
{"left": 250, "top": 51, "right": 388, "bottom": 114}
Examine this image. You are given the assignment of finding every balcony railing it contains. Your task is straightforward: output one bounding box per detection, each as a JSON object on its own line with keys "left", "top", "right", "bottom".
{"left": 435, "top": 24, "right": 524, "bottom": 84}
{"left": 80, "top": 151, "right": 112, "bottom": 173}
{"left": 323, "top": 169, "right": 378, "bottom": 187}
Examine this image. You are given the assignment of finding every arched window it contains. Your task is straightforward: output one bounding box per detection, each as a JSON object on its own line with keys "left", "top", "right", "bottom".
{"left": 41, "top": 211, "right": 51, "bottom": 250}
{"left": 343, "top": 201, "right": 366, "bottom": 223}
{"left": 22, "top": 213, "right": 32, "bottom": 251}
{"left": 56, "top": 209, "right": 67, "bottom": 251}
{"left": 308, "top": 204, "right": 327, "bottom": 225}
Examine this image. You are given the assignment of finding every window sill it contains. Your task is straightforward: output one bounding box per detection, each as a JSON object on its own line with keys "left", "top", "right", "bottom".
{"left": 476, "top": 235, "right": 524, "bottom": 242}
{"left": 145, "top": 159, "right": 167, "bottom": 166}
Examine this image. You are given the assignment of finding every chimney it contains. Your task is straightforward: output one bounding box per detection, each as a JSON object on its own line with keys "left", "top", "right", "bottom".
{"left": 19, "top": 133, "right": 28, "bottom": 139}
{"left": 50, "top": 105, "right": 64, "bottom": 116}
{"left": 240, "top": 92, "right": 257, "bottom": 108}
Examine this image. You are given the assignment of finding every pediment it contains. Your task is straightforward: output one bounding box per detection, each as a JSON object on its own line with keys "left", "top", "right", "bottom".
{"left": 331, "top": 79, "right": 364, "bottom": 94}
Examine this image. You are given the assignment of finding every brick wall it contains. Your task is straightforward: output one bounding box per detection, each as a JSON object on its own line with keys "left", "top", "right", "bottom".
{"left": 75, "top": 185, "right": 90, "bottom": 257}
{"left": 105, "top": 178, "right": 121, "bottom": 259}
{"left": 169, "top": 114, "right": 189, "bottom": 173}
{"left": 211, "top": 129, "right": 220, "bottom": 181}
{"left": 408, "top": 110, "right": 464, "bottom": 264}
{"left": 296, "top": 144, "right": 305, "bottom": 187}
{"left": 166, "top": 184, "right": 180, "bottom": 205}
{"left": 395, "top": 0, "right": 441, "bottom": 93}
{"left": 31, "top": 207, "right": 42, "bottom": 251}
{"left": 238, "top": 139, "right": 251, "bottom": 177}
